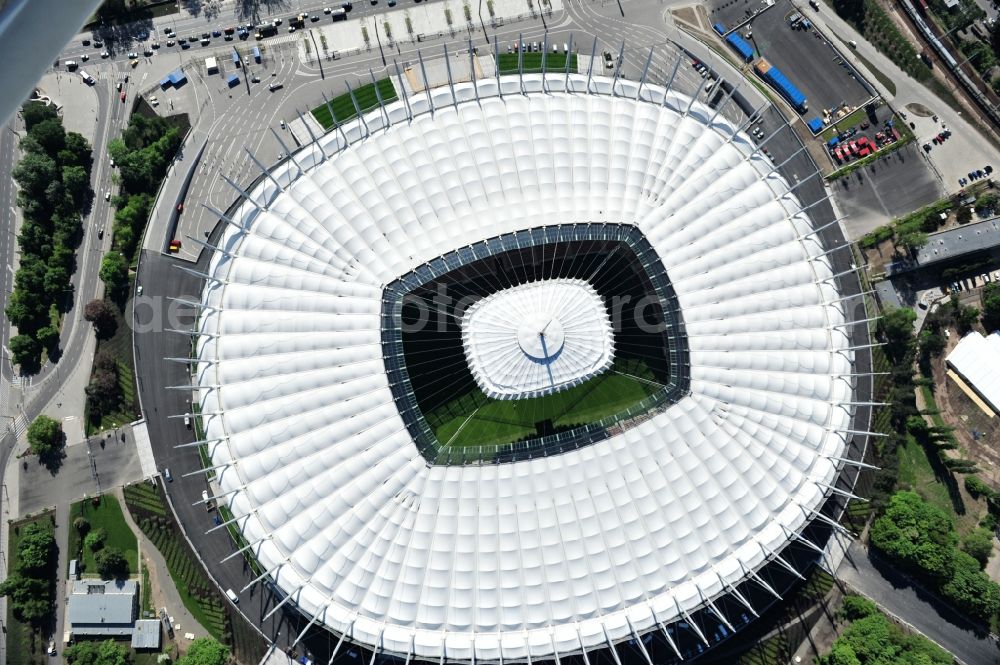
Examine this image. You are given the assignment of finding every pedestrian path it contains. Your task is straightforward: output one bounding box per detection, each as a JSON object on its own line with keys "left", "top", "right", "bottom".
{"left": 114, "top": 486, "right": 208, "bottom": 651}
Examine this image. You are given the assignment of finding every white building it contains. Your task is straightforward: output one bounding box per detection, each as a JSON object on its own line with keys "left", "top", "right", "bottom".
{"left": 946, "top": 331, "right": 1000, "bottom": 413}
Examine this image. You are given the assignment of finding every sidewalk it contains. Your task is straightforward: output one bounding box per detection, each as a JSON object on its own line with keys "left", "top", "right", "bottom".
{"left": 114, "top": 485, "right": 209, "bottom": 651}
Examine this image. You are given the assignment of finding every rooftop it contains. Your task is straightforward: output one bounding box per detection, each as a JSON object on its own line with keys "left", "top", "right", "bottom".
{"left": 68, "top": 579, "right": 137, "bottom": 635}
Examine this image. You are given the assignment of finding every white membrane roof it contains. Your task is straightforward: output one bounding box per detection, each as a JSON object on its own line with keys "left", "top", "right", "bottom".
{"left": 461, "top": 279, "right": 614, "bottom": 399}
{"left": 946, "top": 331, "right": 1000, "bottom": 412}
{"left": 195, "top": 74, "right": 854, "bottom": 662}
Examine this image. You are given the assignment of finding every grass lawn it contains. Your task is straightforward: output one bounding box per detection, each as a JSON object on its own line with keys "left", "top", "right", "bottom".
{"left": 497, "top": 52, "right": 578, "bottom": 74}
{"left": 68, "top": 494, "right": 138, "bottom": 578}
{"left": 7, "top": 512, "right": 55, "bottom": 665}
{"left": 821, "top": 108, "right": 868, "bottom": 140}
{"left": 430, "top": 361, "right": 660, "bottom": 447}
{"left": 85, "top": 298, "right": 140, "bottom": 436}
{"left": 310, "top": 78, "right": 398, "bottom": 129}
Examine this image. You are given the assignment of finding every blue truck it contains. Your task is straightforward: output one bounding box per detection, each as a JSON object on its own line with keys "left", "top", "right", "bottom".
{"left": 755, "top": 58, "right": 807, "bottom": 113}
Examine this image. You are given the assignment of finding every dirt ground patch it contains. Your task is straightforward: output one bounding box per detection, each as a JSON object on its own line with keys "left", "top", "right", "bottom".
{"left": 905, "top": 102, "right": 934, "bottom": 117}
{"left": 929, "top": 329, "right": 1000, "bottom": 492}
{"left": 863, "top": 238, "right": 902, "bottom": 275}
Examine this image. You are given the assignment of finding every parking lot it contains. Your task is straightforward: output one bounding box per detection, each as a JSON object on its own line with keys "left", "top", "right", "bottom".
{"left": 824, "top": 101, "right": 906, "bottom": 167}
{"left": 731, "top": 0, "right": 874, "bottom": 119}
{"left": 832, "top": 141, "right": 945, "bottom": 239}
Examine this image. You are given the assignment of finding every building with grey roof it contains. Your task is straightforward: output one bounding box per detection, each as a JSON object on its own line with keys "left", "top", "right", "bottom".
{"left": 68, "top": 579, "right": 137, "bottom": 637}
{"left": 887, "top": 216, "right": 1000, "bottom": 276}
{"left": 131, "top": 619, "right": 161, "bottom": 650}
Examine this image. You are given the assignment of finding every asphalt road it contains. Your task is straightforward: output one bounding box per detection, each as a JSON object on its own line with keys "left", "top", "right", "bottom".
{"left": 839, "top": 541, "right": 1000, "bottom": 665}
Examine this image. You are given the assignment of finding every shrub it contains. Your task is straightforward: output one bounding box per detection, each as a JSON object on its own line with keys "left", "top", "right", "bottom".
{"left": 73, "top": 516, "right": 90, "bottom": 536}
{"left": 85, "top": 527, "right": 107, "bottom": 552}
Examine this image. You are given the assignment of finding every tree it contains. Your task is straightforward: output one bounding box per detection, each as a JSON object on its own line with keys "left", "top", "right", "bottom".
{"left": 956, "top": 304, "right": 980, "bottom": 334}
{"left": 20, "top": 101, "right": 58, "bottom": 130}
{"left": 879, "top": 307, "right": 917, "bottom": 364}
{"left": 59, "top": 132, "right": 93, "bottom": 171}
{"left": 16, "top": 522, "right": 56, "bottom": 575}
{"left": 983, "top": 282, "right": 1000, "bottom": 332}
{"left": 9, "top": 333, "right": 40, "bottom": 369}
{"left": 36, "top": 325, "right": 59, "bottom": 353}
{"left": 942, "top": 549, "right": 1000, "bottom": 623}
{"left": 64, "top": 639, "right": 129, "bottom": 665}
{"left": 965, "top": 475, "right": 994, "bottom": 500}
{"left": 84, "top": 527, "right": 107, "bottom": 552}
{"left": 29, "top": 117, "right": 66, "bottom": 155}
{"left": 84, "top": 299, "right": 118, "bottom": 339}
{"left": 26, "top": 415, "right": 62, "bottom": 458}
{"left": 99, "top": 251, "right": 129, "bottom": 294}
{"left": 86, "top": 352, "right": 121, "bottom": 415}
{"left": 73, "top": 516, "right": 91, "bottom": 536}
{"left": 840, "top": 594, "right": 877, "bottom": 621}
{"left": 178, "top": 637, "right": 229, "bottom": 665}
{"left": 870, "top": 491, "right": 957, "bottom": 580}
{"left": 62, "top": 165, "right": 90, "bottom": 206}
{"left": 961, "top": 527, "right": 994, "bottom": 568}
{"left": 957, "top": 205, "right": 973, "bottom": 224}
{"left": 897, "top": 228, "right": 928, "bottom": 253}
{"left": 12, "top": 151, "right": 58, "bottom": 202}
{"left": 94, "top": 546, "right": 128, "bottom": 579}
{"left": 0, "top": 573, "right": 51, "bottom": 624}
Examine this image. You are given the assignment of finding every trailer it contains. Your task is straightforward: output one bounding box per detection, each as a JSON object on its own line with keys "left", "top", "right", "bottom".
{"left": 232, "top": 50, "right": 241, "bottom": 68}
{"left": 252, "top": 46, "right": 261, "bottom": 62}
{"left": 754, "top": 58, "right": 807, "bottom": 113}
{"left": 330, "top": 7, "right": 347, "bottom": 20}
{"left": 255, "top": 23, "right": 278, "bottom": 38}
{"left": 205, "top": 56, "right": 218, "bottom": 74}
{"left": 724, "top": 32, "right": 754, "bottom": 62}
{"left": 226, "top": 73, "right": 240, "bottom": 87}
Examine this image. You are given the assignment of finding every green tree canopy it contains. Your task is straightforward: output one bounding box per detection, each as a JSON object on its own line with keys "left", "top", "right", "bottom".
{"left": 20, "top": 101, "right": 58, "bottom": 130}
{"left": 177, "top": 637, "right": 229, "bottom": 665}
{"left": 64, "top": 639, "right": 129, "bottom": 665}
{"left": 94, "top": 546, "right": 128, "bottom": 579}
{"left": 871, "top": 491, "right": 956, "bottom": 579}
{"left": 85, "top": 527, "right": 107, "bottom": 552}
{"left": 12, "top": 151, "right": 58, "bottom": 203}
{"left": 29, "top": 117, "right": 66, "bottom": 156}
{"left": 961, "top": 527, "right": 994, "bottom": 569}
{"left": 26, "top": 415, "right": 63, "bottom": 458}
{"left": 99, "top": 251, "right": 129, "bottom": 294}
{"left": 0, "top": 573, "right": 51, "bottom": 624}
{"left": 879, "top": 307, "right": 917, "bottom": 364}
{"left": 983, "top": 282, "right": 1000, "bottom": 332}
{"left": 9, "top": 334, "right": 41, "bottom": 371}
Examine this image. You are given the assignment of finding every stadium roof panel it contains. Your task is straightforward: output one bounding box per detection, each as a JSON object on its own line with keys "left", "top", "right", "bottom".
{"left": 195, "top": 73, "right": 855, "bottom": 662}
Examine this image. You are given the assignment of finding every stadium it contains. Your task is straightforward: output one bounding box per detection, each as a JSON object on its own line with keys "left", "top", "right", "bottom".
{"left": 191, "top": 46, "right": 871, "bottom": 665}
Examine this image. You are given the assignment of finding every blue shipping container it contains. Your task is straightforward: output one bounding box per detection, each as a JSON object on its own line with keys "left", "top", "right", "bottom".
{"left": 763, "top": 66, "right": 807, "bottom": 111}
{"left": 227, "top": 73, "right": 239, "bottom": 87}
{"left": 807, "top": 117, "right": 824, "bottom": 133}
{"left": 252, "top": 46, "right": 261, "bottom": 63}
{"left": 713, "top": 23, "right": 726, "bottom": 35}
{"left": 232, "top": 51, "right": 240, "bottom": 67}
{"left": 827, "top": 136, "right": 840, "bottom": 147}
{"left": 724, "top": 33, "right": 754, "bottom": 62}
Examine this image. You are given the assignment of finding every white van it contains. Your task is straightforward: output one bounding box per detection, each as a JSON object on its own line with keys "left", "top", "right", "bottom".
{"left": 202, "top": 490, "right": 212, "bottom": 510}
{"left": 225, "top": 588, "right": 239, "bottom": 604}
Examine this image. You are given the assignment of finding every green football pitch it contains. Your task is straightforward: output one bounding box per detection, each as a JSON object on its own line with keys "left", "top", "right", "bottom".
{"left": 428, "top": 360, "right": 662, "bottom": 448}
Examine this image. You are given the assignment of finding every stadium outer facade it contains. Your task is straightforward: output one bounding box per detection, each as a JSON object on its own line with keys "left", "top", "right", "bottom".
{"left": 187, "top": 47, "right": 873, "bottom": 665}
